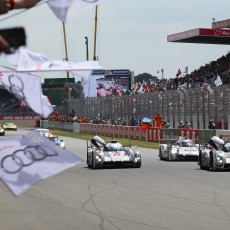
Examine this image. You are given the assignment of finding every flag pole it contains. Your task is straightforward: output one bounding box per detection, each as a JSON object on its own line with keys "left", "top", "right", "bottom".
{"left": 93, "top": 5, "right": 98, "bottom": 60}
{"left": 62, "top": 21, "right": 72, "bottom": 100}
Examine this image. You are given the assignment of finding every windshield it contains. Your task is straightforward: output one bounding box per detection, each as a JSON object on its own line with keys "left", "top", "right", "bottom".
{"left": 104, "top": 143, "right": 124, "bottom": 151}
{"left": 179, "top": 140, "right": 195, "bottom": 147}
{"left": 222, "top": 143, "right": 230, "bottom": 152}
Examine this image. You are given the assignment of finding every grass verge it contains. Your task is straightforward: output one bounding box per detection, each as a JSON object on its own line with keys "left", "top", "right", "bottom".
{"left": 51, "top": 129, "right": 160, "bottom": 149}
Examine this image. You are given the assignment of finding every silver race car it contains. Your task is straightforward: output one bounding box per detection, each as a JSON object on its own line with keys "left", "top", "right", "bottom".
{"left": 159, "top": 136, "right": 199, "bottom": 160}
{"left": 87, "top": 135, "right": 141, "bottom": 168}
{"left": 198, "top": 136, "right": 230, "bottom": 171}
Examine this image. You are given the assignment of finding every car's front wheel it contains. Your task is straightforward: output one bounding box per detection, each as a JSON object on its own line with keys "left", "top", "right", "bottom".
{"left": 209, "top": 151, "right": 215, "bottom": 171}
{"left": 159, "top": 149, "right": 164, "bottom": 160}
{"left": 92, "top": 153, "right": 96, "bottom": 169}
{"left": 199, "top": 151, "right": 205, "bottom": 170}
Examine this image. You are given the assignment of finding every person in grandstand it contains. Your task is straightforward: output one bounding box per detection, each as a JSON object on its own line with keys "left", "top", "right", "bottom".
{"left": 184, "top": 121, "right": 192, "bottom": 129}
{"left": 178, "top": 121, "right": 185, "bottom": 128}
{"left": 208, "top": 119, "right": 216, "bottom": 129}
{"left": 162, "top": 121, "right": 171, "bottom": 128}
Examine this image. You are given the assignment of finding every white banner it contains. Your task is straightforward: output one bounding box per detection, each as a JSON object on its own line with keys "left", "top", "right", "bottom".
{"left": 0, "top": 71, "right": 53, "bottom": 118}
{"left": 0, "top": 131, "right": 82, "bottom": 196}
{"left": 47, "top": 0, "right": 110, "bottom": 22}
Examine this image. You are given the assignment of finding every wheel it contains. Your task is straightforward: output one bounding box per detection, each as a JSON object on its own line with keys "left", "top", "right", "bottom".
{"left": 159, "top": 149, "right": 163, "bottom": 160}
{"left": 86, "top": 151, "right": 90, "bottom": 167}
{"left": 209, "top": 151, "right": 215, "bottom": 171}
{"left": 199, "top": 152, "right": 205, "bottom": 170}
{"left": 92, "top": 152, "right": 96, "bottom": 169}
{"left": 168, "top": 152, "right": 172, "bottom": 161}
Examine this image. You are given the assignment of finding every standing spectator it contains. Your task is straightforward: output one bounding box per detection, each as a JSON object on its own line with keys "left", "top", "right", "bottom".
{"left": 154, "top": 113, "right": 162, "bottom": 128}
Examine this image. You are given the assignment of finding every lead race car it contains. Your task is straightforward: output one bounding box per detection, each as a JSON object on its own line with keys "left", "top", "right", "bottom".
{"left": 87, "top": 136, "right": 141, "bottom": 168}
{"left": 198, "top": 136, "right": 230, "bottom": 171}
{"left": 159, "top": 136, "right": 199, "bottom": 160}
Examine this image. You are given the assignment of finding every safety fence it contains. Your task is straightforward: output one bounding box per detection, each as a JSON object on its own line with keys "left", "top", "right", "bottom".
{"left": 66, "top": 84, "right": 230, "bottom": 130}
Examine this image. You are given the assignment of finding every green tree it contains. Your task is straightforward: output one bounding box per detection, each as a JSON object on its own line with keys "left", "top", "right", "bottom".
{"left": 134, "top": 73, "right": 158, "bottom": 84}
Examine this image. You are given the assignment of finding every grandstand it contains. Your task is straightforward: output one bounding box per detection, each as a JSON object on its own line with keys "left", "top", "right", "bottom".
{"left": 0, "top": 86, "right": 36, "bottom": 116}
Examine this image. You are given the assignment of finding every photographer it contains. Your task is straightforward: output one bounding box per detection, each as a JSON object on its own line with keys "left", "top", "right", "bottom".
{"left": 0, "top": 0, "right": 40, "bottom": 53}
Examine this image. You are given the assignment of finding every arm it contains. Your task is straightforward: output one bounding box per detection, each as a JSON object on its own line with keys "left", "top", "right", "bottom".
{"left": 0, "top": 35, "right": 11, "bottom": 54}
{"left": 13, "top": 0, "right": 41, "bottom": 9}
{"left": 0, "top": 0, "right": 40, "bottom": 15}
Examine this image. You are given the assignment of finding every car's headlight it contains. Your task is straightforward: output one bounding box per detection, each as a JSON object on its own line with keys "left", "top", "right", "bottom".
{"left": 215, "top": 155, "right": 223, "bottom": 164}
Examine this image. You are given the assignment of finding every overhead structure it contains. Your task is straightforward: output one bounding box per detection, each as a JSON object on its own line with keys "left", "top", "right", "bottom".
{"left": 167, "top": 19, "right": 230, "bottom": 45}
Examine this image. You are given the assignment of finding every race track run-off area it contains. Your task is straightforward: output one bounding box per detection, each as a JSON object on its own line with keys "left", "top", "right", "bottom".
{"left": 0, "top": 128, "right": 230, "bottom": 230}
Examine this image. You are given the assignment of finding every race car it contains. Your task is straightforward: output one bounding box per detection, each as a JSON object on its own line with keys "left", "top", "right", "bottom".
{"left": 34, "top": 129, "right": 66, "bottom": 149}
{"left": 159, "top": 136, "right": 199, "bottom": 160}
{"left": 0, "top": 124, "right": 5, "bottom": 136}
{"left": 87, "top": 135, "right": 141, "bottom": 169}
{"left": 198, "top": 136, "right": 230, "bottom": 171}
{"left": 34, "top": 128, "right": 51, "bottom": 137}
{"left": 2, "top": 122, "right": 17, "bottom": 131}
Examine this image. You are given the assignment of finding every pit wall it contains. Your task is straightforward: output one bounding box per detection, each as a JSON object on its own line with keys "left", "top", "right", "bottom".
{"left": 40, "top": 120, "right": 230, "bottom": 144}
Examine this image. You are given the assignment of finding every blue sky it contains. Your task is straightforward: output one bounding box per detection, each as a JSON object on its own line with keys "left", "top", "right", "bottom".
{"left": 0, "top": 0, "right": 230, "bottom": 82}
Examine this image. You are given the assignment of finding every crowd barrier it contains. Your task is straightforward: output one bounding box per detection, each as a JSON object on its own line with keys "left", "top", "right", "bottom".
{"left": 40, "top": 120, "right": 230, "bottom": 144}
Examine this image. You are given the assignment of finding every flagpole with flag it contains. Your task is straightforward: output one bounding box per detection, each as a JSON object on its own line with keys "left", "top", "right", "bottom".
{"left": 176, "top": 69, "right": 181, "bottom": 78}
{"left": 184, "top": 66, "right": 188, "bottom": 75}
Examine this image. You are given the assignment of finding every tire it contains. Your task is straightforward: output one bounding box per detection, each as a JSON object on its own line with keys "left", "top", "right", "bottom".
{"left": 159, "top": 149, "right": 163, "bottom": 160}
{"left": 199, "top": 153, "right": 205, "bottom": 170}
{"left": 92, "top": 152, "right": 96, "bottom": 169}
{"left": 168, "top": 152, "right": 172, "bottom": 161}
{"left": 86, "top": 151, "right": 90, "bottom": 167}
{"left": 209, "top": 151, "right": 215, "bottom": 171}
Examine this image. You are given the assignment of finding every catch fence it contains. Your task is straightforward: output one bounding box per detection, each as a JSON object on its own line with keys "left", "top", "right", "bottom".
{"left": 66, "top": 85, "right": 230, "bottom": 130}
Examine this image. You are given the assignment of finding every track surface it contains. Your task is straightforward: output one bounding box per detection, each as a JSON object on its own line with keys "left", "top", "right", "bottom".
{"left": 0, "top": 128, "right": 230, "bottom": 230}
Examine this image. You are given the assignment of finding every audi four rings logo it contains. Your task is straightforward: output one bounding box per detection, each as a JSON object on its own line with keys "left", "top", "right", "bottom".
{"left": 9, "top": 75, "right": 28, "bottom": 105}
{"left": 1, "top": 146, "right": 58, "bottom": 174}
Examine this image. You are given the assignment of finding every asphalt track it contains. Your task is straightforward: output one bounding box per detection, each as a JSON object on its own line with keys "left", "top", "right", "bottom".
{"left": 1, "top": 127, "right": 230, "bottom": 230}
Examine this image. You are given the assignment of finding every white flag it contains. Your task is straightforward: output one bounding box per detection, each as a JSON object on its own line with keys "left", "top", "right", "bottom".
{"left": 47, "top": 0, "right": 110, "bottom": 22}
{"left": 4, "top": 48, "right": 102, "bottom": 79}
{"left": 0, "top": 131, "right": 82, "bottom": 196}
{"left": 214, "top": 76, "right": 223, "bottom": 87}
{"left": 183, "top": 66, "right": 188, "bottom": 75}
{"left": 0, "top": 71, "right": 53, "bottom": 118}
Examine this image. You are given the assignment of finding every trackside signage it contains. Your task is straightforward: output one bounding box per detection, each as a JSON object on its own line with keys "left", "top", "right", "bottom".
{"left": 0, "top": 116, "right": 41, "bottom": 120}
